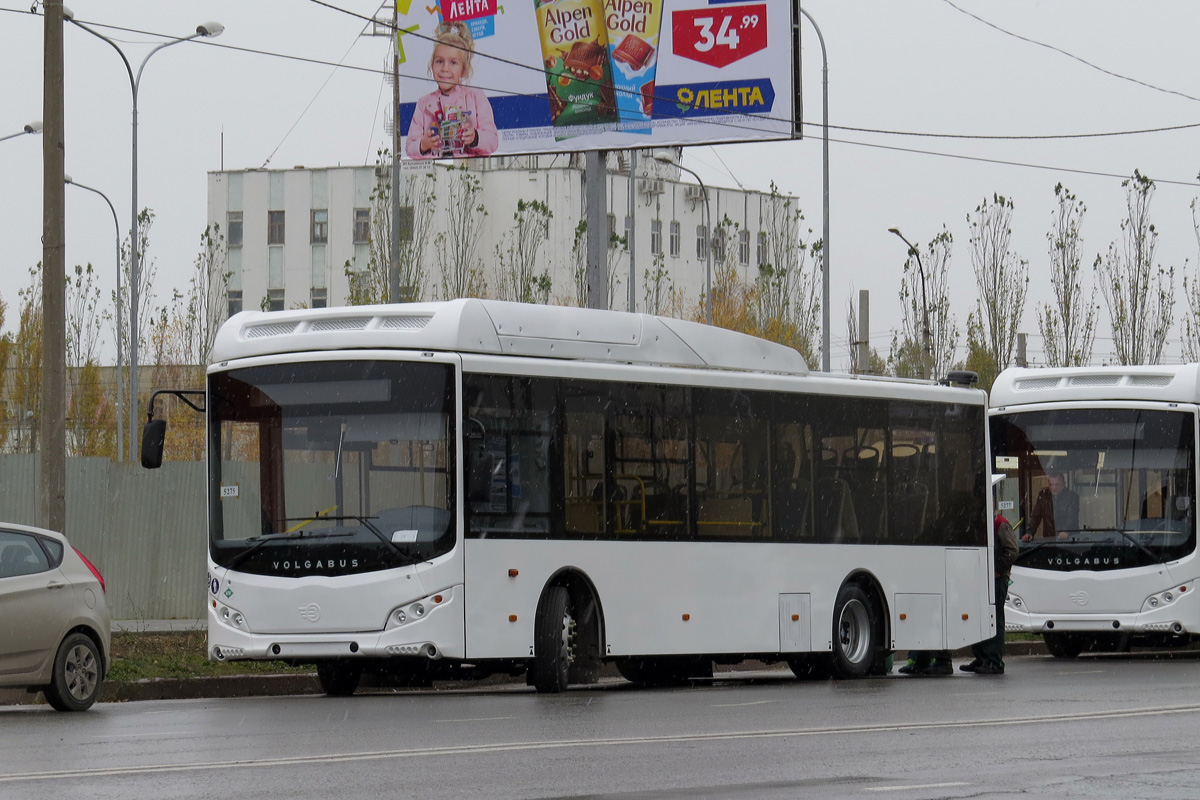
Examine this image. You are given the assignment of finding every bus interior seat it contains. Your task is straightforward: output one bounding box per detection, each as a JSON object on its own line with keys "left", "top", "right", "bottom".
{"left": 817, "top": 476, "right": 859, "bottom": 542}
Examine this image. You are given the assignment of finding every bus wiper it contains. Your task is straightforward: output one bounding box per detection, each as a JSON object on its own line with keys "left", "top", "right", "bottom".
{"left": 226, "top": 531, "right": 306, "bottom": 570}
{"left": 1015, "top": 541, "right": 1052, "bottom": 563}
{"left": 294, "top": 515, "right": 414, "bottom": 559}
{"left": 1113, "top": 528, "right": 1164, "bottom": 564}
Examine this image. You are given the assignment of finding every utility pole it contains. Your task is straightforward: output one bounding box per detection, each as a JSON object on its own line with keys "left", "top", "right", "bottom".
{"left": 389, "top": 1, "right": 402, "bottom": 303}
{"left": 42, "top": 0, "right": 68, "bottom": 531}
{"left": 585, "top": 150, "right": 608, "bottom": 310}
{"left": 857, "top": 289, "right": 870, "bottom": 374}
{"left": 365, "top": 4, "right": 403, "bottom": 303}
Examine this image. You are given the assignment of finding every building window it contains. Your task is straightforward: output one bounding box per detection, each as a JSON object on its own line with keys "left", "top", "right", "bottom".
{"left": 267, "top": 288, "right": 285, "bottom": 312}
{"left": 268, "top": 210, "right": 285, "bottom": 245}
{"left": 757, "top": 231, "right": 768, "bottom": 265}
{"left": 739, "top": 230, "right": 750, "bottom": 265}
{"left": 353, "top": 208, "right": 370, "bottom": 244}
{"left": 227, "top": 289, "right": 243, "bottom": 318}
{"left": 227, "top": 211, "right": 243, "bottom": 247}
{"left": 311, "top": 288, "right": 327, "bottom": 309}
{"left": 712, "top": 227, "right": 726, "bottom": 263}
{"left": 650, "top": 219, "right": 662, "bottom": 255}
{"left": 695, "top": 225, "right": 708, "bottom": 261}
{"left": 669, "top": 221, "right": 680, "bottom": 257}
{"left": 310, "top": 209, "right": 328, "bottom": 244}
{"left": 399, "top": 206, "right": 414, "bottom": 242}
{"left": 607, "top": 213, "right": 616, "bottom": 243}
{"left": 624, "top": 215, "right": 632, "bottom": 246}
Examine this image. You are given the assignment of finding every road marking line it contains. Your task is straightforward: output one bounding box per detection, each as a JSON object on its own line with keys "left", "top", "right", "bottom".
{"left": 714, "top": 700, "right": 773, "bottom": 707}
{"left": 434, "top": 716, "right": 515, "bottom": 723}
{"left": 5, "top": 703, "right": 1200, "bottom": 784}
{"left": 866, "top": 782, "right": 970, "bottom": 792}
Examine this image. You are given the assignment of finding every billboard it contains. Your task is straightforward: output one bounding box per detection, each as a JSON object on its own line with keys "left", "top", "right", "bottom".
{"left": 396, "top": 0, "right": 797, "bottom": 160}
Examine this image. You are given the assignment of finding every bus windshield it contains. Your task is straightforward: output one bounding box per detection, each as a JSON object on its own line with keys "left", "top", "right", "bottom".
{"left": 991, "top": 407, "right": 1196, "bottom": 571}
{"left": 207, "top": 360, "right": 456, "bottom": 577}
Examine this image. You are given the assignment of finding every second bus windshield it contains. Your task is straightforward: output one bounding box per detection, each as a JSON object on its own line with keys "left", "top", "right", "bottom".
{"left": 991, "top": 407, "right": 1197, "bottom": 570}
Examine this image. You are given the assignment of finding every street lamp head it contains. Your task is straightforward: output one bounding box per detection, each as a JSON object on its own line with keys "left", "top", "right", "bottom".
{"left": 23, "top": 120, "right": 43, "bottom": 134}
{"left": 61, "top": 5, "right": 73, "bottom": 20}
{"left": 887, "top": 227, "right": 899, "bottom": 235}
{"left": 63, "top": 174, "right": 74, "bottom": 184}
{"left": 196, "top": 21, "right": 224, "bottom": 37}
{"left": 652, "top": 152, "right": 676, "bottom": 166}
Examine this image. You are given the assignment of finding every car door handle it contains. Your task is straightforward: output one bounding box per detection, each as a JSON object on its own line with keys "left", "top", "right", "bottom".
{"left": 46, "top": 581, "right": 66, "bottom": 590}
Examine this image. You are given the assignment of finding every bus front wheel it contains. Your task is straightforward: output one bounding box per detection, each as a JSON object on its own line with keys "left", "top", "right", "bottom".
{"left": 829, "top": 584, "right": 879, "bottom": 679}
{"left": 532, "top": 585, "right": 575, "bottom": 693}
{"left": 1043, "top": 632, "right": 1085, "bottom": 659}
{"left": 317, "top": 661, "right": 363, "bottom": 696}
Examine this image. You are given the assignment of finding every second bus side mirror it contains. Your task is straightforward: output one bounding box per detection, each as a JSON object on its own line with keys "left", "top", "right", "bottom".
{"left": 141, "top": 418, "right": 167, "bottom": 469}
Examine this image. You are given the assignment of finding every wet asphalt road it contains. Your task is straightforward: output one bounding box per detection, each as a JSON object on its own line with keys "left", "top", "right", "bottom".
{"left": 4, "top": 652, "right": 1200, "bottom": 800}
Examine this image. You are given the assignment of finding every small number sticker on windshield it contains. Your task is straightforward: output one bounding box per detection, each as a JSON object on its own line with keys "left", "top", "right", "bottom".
{"left": 221, "top": 485, "right": 239, "bottom": 498}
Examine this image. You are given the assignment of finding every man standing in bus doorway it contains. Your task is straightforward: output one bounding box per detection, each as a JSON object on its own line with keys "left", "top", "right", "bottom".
{"left": 1023, "top": 471, "right": 1079, "bottom": 541}
{"left": 961, "top": 507, "right": 1020, "bottom": 675}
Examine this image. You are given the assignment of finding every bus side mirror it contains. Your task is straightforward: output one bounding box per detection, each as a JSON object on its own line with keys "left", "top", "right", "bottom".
{"left": 141, "top": 418, "right": 167, "bottom": 469}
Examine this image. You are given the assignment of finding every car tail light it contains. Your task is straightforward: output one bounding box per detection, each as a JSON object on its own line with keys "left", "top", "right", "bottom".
{"left": 74, "top": 547, "right": 105, "bottom": 594}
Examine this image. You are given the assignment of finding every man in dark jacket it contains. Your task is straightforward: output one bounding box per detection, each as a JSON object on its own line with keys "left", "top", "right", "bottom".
{"left": 962, "top": 511, "right": 1020, "bottom": 675}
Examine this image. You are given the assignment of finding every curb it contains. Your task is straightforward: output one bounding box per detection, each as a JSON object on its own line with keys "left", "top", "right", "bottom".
{"left": 2, "top": 643, "right": 1052, "bottom": 706}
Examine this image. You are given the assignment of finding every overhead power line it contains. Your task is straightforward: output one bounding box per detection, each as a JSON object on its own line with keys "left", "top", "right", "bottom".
{"left": 941, "top": 0, "right": 1200, "bottom": 105}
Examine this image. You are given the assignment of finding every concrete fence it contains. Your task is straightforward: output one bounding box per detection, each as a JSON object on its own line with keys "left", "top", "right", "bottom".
{"left": 0, "top": 455, "right": 206, "bottom": 620}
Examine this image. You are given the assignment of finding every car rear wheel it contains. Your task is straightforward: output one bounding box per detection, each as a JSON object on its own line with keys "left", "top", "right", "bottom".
{"left": 43, "top": 632, "right": 102, "bottom": 712}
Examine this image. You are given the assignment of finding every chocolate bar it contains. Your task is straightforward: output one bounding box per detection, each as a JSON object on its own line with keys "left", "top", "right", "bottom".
{"left": 613, "top": 34, "right": 655, "bottom": 71}
{"left": 564, "top": 40, "right": 606, "bottom": 80}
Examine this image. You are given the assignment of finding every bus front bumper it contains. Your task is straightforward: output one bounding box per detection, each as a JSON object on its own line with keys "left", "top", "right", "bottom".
{"left": 207, "top": 585, "right": 465, "bottom": 662}
{"left": 1005, "top": 583, "right": 1196, "bottom": 637}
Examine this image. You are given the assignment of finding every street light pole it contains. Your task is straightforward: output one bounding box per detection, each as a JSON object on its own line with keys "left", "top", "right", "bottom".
{"left": 796, "top": 5, "right": 830, "bottom": 371}
{"left": 64, "top": 9, "right": 223, "bottom": 460}
{"left": 0, "top": 121, "right": 43, "bottom": 143}
{"left": 888, "top": 227, "right": 933, "bottom": 380}
{"left": 653, "top": 152, "right": 712, "bottom": 325}
{"left": 65, "top": 175, "right": 124, "bottom": 462}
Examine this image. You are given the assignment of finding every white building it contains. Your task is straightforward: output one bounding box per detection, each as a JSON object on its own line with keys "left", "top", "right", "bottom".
{"left": 206, "top": 149, "right": 801, "bottom": 317}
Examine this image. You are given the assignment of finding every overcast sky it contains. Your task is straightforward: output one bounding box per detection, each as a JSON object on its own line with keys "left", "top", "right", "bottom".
{"left": 3, "top": 1, "right": 1198, "bottom": 371}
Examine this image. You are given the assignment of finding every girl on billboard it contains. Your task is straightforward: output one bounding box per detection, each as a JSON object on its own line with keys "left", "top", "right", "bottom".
{"left": 405, "top": 21, "right": 499, "bottom": 159}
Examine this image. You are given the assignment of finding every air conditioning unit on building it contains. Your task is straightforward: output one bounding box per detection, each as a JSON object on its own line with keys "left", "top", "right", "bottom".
{"left": 684, "top": 185, "right": 704, "bottom": 201}
{"left": 639, "top": 178, "right": 664, "bottom": 195}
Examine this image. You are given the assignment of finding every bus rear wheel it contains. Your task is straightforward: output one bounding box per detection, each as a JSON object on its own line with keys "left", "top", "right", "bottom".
{"left": 317, "top": 661, "right": 363, "bottom": 696}
{"left": 532, "top": 586, "right": 575, "bottom": 693}
{"left": 829, "top": 584, "right": 879, "bottom": 679}
{"left": 1042, "top": 632, "right": 1085, "bottom": 659}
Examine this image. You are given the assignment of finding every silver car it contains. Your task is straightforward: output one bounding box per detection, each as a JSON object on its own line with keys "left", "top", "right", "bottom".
{"left": 0, "top": 523, "right": 110, "bottom": 710}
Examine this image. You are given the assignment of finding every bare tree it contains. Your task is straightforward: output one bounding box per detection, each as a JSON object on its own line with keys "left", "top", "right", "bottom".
{"left": 1038, "top": 184, "right": 1096, "bottom": 367}
{"left": 346, "top": 149, "right": 437, "bottom": 305}
{"left": 889, "top": 228, "right": 958, "bottom": 380}
{"left": 437, "top": 164, "right": 489, "bottom": 299}
{"left": 569, "top": 220, "right": 624, "bottom": 309}
{"left": 642, "top": 251, "right": 682, "bottom": 317}
{"left": 183, "top": 224, "right": 230, "bottom": 366}
{"left": 11, "top": 265, "right": 43, "bottom": 453}
{"left": 495, "top": 198, "right": 553, "bottom": 304}
{"left": 967, "top": 194, "right": 1028, "bottom": 373}
{"left": 1097, "top": 171, "right": 1176, "bottom": 365}
{"left": 112, "top": 208, "right": 160, "bottom": 375}
{"left": 1182, "top": 198, "right": 1200, "bottom": 361}
{"left": 755, "top": 183, "right": 818, "bottom": 364}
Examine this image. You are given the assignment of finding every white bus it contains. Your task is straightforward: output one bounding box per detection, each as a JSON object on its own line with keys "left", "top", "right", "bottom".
{"left": 990, "top": 365, "right": 1199, "bottom": 657}
{"left": 145, "top": 300, "right": 995, "bottom": 694}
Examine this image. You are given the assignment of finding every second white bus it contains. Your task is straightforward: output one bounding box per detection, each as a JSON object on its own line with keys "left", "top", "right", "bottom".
{"left": 147, "top": 300, "right": 996, "bottom": 693}
{"left": 991, "top": 365, "right": 1199, "bottom": 657}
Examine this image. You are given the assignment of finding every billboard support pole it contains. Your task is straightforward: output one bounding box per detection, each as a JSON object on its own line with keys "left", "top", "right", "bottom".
{"left": 389, "top": 2, "right": 402, "bottom": 304}
{"left": 586, "top": 150, "right": 608, "bottom": 310}
{"left": 797, "top": 4, "right": 830, "bottom": 372}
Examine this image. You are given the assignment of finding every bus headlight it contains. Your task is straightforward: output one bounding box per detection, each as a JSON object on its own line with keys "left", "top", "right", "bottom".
{"left": 1143, "top": 583, "right": 1192, "bottom": 612}
{"left": 215, "top": 603, "right": 248, "bottom": 630}
{"left": 1006, "top": 592, "right": 1024, "bottom": 610}
{"left": 386, "top": 592, "right": 448, "bottom": 629}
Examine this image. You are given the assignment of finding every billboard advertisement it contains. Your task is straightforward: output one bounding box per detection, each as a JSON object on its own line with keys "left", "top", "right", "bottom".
{"left": 396, "top": 0, "right": 797, "bottom": 160}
